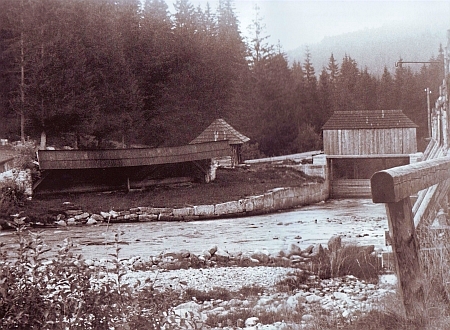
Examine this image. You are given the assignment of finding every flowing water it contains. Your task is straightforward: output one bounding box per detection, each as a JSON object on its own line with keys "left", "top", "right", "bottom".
{"left": 0, "top": 199, "right": 389, "bottom": 260}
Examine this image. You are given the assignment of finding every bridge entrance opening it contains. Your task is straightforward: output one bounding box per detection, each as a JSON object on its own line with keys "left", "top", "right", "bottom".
{"left": 327, "top": 155, "right": 410, "bottom": 198}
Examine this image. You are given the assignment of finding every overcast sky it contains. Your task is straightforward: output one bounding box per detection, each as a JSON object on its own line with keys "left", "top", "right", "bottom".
{"left": 179, "top": 1, "right": 450, "bottom": 51}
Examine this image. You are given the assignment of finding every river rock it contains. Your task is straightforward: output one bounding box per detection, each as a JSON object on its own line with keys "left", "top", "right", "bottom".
{"left": 288, "top": 243, "right": 302, "bottom": 256}
{"left": 251, "top": 250, "right": 270, "bottom": 264}
{"left": 180, "top": 249, "right": 191, "bottom": 259}
{"left": 214, "top": 248, "right": 230, "bottom": 262}
{"left": 100, "top": 211, "right": 110, "bottom": 219}
{"left": 202, "top": 249, "right": 212, "bottom": 259}
{"left": 86, "top": 217, "right": 97, "bottom": 225}
{"left": 91, "top": 214, "right": 104, "bottom": 221}
{"left": 161, "top": 260, "right": 190, "bottom": 270}
{"left": 310, "top": 244, "right": 325, "bottom": 258}
{"left": 302, "top": 245, "right": 314, "bottom": 255}
{"left": 109, "top": 210, "right": 119, "bottom": 218}
{"left": 75, "top": 212, "right": 90, "bottom": 220}
{"left": 245, "top": 317, "right": 259, "bottom": 327}
{"left": 328, "top": 235, "right": 342, "bottom": 252}
{"left": 240, "top": 253, "right": 260, "bottom": 266}
{"left": 66, "top": 218, "right": 77, "bottom": 226}
{"left": 208, "top": 245, "right": 218, "bottom": 256}
{"left": 305, "top": 294, "right": 322, "bottom": 303}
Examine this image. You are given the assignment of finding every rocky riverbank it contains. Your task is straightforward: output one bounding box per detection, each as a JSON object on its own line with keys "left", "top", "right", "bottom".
{"left": 89, "top": 238, "right": 395, "bottom": 329}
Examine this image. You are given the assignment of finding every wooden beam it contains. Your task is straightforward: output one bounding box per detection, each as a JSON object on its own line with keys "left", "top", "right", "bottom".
{"left": 385, "top": 197, "right": 425, "bottom": 322}
{"left": 414, "top": 179, "right": 450, "bottom": 229}
{"left": 371, "top": 156, "right": 450, "bottom": 203}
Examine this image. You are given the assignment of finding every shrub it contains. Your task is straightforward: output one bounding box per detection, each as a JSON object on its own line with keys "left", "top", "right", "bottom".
{"left": 0, "top": 227, "right": 186, "bottom": 330}
{"left": 12, "top": 141, "right": 37, "bottom": 170}
{"left": 276, "top": 270, "right": 310, "bottom": 292}
{"left": 205, "top": 308, "right": 253, "bottom": 328}
{"left": 184, "top": 287, "right": 232, "bottom": 303}
{"left": 330, "top": 244, "right": 380, "bottom": 283}
{"left": 0, "top": 177, "right": 26, "bottom": 216}
{"left": 237, "top": 285, "right": 265, "bottom": 297}
{"left": 185, "top": 284, "right": 265, "bottom": 304}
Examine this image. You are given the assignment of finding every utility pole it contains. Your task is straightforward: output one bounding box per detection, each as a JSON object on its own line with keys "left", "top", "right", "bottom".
{"left": 425, "top": 88, "right": 431, "bottom": 138}
{"left": 19, "top": 0, "right": 25, "bottom": 142}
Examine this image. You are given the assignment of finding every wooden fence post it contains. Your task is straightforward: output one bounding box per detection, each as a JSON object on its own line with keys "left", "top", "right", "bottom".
{"left": 384, "top": 197, "right": 425, "bottom": 322}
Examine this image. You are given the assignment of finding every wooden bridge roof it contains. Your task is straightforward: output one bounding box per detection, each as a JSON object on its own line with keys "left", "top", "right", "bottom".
{"left": 322, "top": 110, "right": 418, "bottom": 130}
{"left": 190, "top": 118, "right": 250, "bottom": 145}
{"left": 38, "top": 140, "right": 230, "bottom": 170}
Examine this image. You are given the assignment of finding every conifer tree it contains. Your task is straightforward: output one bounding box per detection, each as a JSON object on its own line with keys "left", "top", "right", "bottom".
{"left": 378, "top": 67, "right": 396, "bottom": 110}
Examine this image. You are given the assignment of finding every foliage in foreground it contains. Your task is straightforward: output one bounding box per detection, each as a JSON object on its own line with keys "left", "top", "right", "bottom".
{"left": 4, "top": 218, "right": 450, "bottom": 329}
{"left": 0, "top": 224, "right": 184, "bottom": 330}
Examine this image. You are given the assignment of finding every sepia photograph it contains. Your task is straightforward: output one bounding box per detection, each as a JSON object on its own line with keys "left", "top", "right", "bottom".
{"left": 0, "top": 0, "right": 449, "bottom": 328}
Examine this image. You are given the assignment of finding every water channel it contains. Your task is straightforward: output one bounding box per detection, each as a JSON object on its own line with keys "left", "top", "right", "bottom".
{"left": 0, "top": 199, "right": 389, "bottom": 260}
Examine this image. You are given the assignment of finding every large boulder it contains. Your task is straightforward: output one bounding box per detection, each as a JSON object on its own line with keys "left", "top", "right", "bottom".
{"left": 240, "top": 252, "right": 260, "bottom": 266}
{"left": 251, "top": 250, "right": 270, "bottom": 264}
{"left": 208, "top": 245, "right": 218, "bottom": 256}
{"left": 287, "top": 243, "right": 302, "bottom": 257}
{"left": 328, "top": 235, "right": 342, "bottom": 253}
{"left": 214, "top": 248, "right": 230, "bottom": 262}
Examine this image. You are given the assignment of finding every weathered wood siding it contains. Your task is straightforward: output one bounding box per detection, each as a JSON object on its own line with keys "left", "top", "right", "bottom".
{"left": 331, "top": 179, "right": 372, "bottom": 198}
{"left": 324, "top": 128, "right": 417, "bottom": 155}
{"left": 38, "top": 141, "right": 230, "bottom": 170}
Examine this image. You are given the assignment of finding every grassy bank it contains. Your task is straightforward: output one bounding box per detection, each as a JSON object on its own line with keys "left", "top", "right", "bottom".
{"left": 21, "top": 164, "right": 320, "bottom": 218}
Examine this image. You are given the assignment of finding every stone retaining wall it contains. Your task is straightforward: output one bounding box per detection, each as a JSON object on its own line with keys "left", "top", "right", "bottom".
{"left": 53, "top": 181, "right": 330, "bottom": 226}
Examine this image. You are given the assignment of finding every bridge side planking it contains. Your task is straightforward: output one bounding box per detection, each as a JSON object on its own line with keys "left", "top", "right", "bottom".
{"left": 371, "top": 156, "right": 450, "bottom": 203}
{"left": 38, "top": 140, "right": 231, "bottom": 170}
{"left": 370, "top": 155, "right": 450, "bottom": 323}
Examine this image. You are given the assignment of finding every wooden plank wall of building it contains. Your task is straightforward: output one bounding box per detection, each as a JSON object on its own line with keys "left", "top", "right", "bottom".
{"left": 324, "top": 128, "right": 417, "bottom": 155}
{"left": 331, "top": 179, "right": 372, "bottom": 198}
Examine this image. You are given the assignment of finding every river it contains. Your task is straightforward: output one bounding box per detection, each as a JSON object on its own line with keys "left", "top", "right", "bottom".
{"left": 0, "top": 199, "right": 389, "bottom": 260}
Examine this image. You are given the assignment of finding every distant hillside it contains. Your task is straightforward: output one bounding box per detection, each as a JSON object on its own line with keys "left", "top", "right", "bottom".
{"left": 287, "top": 22, "right": 449, "bottom": 76}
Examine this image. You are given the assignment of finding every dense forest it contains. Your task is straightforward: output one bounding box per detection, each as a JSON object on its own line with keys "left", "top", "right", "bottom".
{"left": 0, "top": 0, "right": 445, "bottom": 156}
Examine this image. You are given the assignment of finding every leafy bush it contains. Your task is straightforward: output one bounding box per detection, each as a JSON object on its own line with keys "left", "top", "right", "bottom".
{"left": 0, "top": 227, "right": 185, "bottom": 330}
{"left": 0, "top": 177, "right": 26, "bottom": 216}
{"left": 12, "top": 141, "right": 37, "bottom": 170}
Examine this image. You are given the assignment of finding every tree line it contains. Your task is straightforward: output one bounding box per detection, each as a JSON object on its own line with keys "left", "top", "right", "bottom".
{"left": 0, "top": 0, "right": 445, "bottom": 156}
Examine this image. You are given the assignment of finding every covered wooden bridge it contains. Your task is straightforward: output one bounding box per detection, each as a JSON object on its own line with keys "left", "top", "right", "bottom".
{"left": 34, "top": 140, "right": 230, "bottom": 195}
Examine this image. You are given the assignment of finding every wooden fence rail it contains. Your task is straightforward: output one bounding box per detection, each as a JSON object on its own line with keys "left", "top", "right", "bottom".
{"left": 370, "top": 156, "right": 450, "bottom": 322}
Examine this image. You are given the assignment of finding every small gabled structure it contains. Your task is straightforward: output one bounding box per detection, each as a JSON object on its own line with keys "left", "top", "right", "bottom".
{"left": 190, "top": 119, "right": 250, "bottom": 167}
{"left": 321, "top": 110, "right": 419, "bottom": 198}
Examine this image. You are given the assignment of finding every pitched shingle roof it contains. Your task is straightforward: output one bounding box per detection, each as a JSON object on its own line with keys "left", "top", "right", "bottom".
{"left": 190, "top": 119, "right": 250, "bottom": 145}
{"left": 322, "top": 110, "right": 419, "bottom": 130}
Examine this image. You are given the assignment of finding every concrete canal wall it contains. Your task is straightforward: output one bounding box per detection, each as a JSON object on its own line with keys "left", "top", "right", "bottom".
{"left": 54, "top": 179, "right": 330, "bottom": 226}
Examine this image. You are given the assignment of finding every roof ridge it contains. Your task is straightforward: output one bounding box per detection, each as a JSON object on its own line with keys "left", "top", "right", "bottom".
{"left": 322, "top": 109, "right": 418, "bottom": 130}
{"left": 190, "top": 119, "right": 250, "bottom": 145}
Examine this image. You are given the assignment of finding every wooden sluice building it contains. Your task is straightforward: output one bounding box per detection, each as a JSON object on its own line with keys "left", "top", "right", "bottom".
{"left": 322, "top": 110, "right": 419, "bottom": 198}
{"left": 34, "top": 141, "right": 230, "bottom": 195}
{"left": 190, "top": 118, "right": 250, "bottom": 168}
